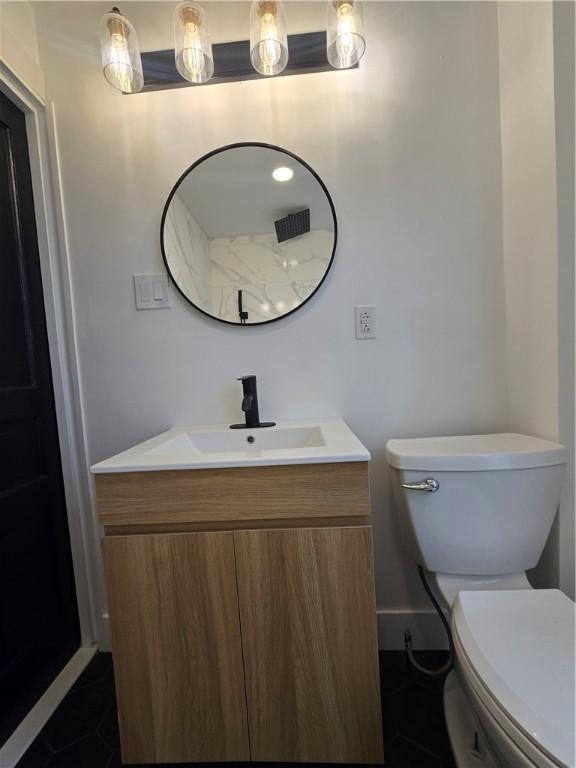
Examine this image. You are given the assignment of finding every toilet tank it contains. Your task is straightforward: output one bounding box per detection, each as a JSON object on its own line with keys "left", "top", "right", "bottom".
{"left": 385, "top": 434, "right": 567, "bottom": 576}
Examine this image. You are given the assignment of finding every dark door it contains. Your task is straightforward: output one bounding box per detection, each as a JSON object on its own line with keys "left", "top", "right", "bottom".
{"left": 0, "top": 91, "right": 80, "bottom": 743}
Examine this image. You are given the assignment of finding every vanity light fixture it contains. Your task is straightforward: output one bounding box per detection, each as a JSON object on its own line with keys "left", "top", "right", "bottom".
{"left": 250, "top": 0, "right": 289, "bottom": 77}
{"left": 326, "top": 0, "right": 366, "bottom": 69}
{"left": 99, "top": 7, "right": 143, "bottom": 93}
{"left": 272, "top": 166, "right": 293, "bottom": 182}
{"left": 174, "top": 2, "right": 214, "bottom": 84}
{"left": 100, "top": 3, "right": 366, "bottom": 93}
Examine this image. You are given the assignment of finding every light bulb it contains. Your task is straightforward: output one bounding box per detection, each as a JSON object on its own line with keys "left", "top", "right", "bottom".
{"left": 109, "top": 29, "right": 133, "bottom": 92}
{"left": 100, "top": 8, "right": 143, "bottom": 94}
{"left": 183, "top": 22, "right": 205, "bottom": 80}
{"left": 326, "top": 0, "right": 365, "bottom": 70}
{"left": 259, "top": 11, "right": 281, "bottom": 68}
{"left": 335, "top": 2, "right": 357, "bottom": 67}
{"left": 250, "top": 1, "right": 288, "bottom": 76}
{"left": 174, "top": 3, "right": 214, "bottom": 84}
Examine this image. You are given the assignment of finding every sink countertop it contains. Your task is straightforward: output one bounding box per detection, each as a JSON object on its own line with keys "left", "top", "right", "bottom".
{"left": 90, "top": 418, "right": 370, "bottom": 474}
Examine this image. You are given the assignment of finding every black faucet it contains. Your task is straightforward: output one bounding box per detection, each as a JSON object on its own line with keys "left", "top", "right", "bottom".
{"left": 230, "top": 375, "right": 276, "bottom": 429}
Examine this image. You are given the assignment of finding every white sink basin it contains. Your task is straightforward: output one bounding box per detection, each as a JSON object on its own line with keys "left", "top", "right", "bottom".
{"left": 149, "top": 425, "right": 325, "bottom": 455}
{"left": 91, "top": 419, "right": 369, "bottom": 473}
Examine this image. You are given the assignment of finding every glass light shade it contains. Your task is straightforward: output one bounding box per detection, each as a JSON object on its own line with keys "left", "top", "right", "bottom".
{"left": 249, "top": 1, "right": 288, "bottom": 77}
{"left": 174, "top": 2, "right": 214, "bottom": 84}
{"left": 326, "top": 0, "right": 366, "bottom": 69}
{"left": 100, "top": 8, "right": 143, "bottom": 93}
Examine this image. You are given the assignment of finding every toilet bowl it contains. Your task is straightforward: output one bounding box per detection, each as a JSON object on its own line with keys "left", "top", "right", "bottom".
{"left": 385, "top": 433, "right": 572, "bottom": 768}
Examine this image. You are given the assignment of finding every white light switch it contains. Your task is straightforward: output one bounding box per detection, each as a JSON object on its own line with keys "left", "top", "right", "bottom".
{"left": 134, "top": 274, "right": 171, "bottom": 310}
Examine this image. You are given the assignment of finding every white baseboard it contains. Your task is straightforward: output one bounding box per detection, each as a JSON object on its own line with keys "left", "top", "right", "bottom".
{"left": 0, "top": 646, "right": 97, "bottom": 768}
{"left": 377, "top": 609, "right": 449, "bottom": 650}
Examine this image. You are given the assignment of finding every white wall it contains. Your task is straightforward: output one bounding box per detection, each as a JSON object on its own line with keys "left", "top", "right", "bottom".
{"left": 34, "top": 0, "right": 509, "bottom": 647}
{"left": 497, "top": 1, "right": 574, "bottom": 595}
{"left": 498, "top": 1, "right": 559, "bottom": 442}
{"left": 0, "top": 1, "right": 44, "bottom": 98}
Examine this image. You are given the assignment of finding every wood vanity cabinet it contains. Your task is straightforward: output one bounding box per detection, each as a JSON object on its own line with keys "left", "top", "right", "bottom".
{"left": 97, "top": 462, "right": 384, "bottom": 765}
{"left": 103, "top": 532, "right": 249, "bottom": 763}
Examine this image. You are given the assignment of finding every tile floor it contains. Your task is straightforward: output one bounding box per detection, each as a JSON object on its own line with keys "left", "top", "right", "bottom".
{"left": 16, "top": 651, "right": 455, "bottom": 768}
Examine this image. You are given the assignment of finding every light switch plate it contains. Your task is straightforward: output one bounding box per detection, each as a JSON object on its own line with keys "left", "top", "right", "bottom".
{"left": 134, "top": 274, "right": 171, "bottom": 310}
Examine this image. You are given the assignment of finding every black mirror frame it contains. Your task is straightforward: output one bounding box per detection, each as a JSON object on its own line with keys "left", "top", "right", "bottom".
{"left": 160, "top": 142, "right": 338, "bottom": 327}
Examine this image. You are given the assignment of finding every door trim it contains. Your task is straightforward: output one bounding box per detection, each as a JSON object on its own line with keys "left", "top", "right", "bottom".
{"left": 0, "top": 63, "right": 101, "bottom": 648}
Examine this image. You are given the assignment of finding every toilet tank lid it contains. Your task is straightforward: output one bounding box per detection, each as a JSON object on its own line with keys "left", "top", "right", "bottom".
{"left": 385, "top": 433, "right": 567, "bottom": 471}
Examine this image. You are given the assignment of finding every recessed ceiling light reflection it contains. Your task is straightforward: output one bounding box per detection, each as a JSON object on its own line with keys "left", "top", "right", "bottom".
{"left": 272, "top": 166, "right": 293, "bottom": 182}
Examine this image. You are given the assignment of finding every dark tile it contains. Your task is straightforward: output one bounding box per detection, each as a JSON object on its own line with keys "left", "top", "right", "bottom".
{"left": 379, "top": 651, "right": 411, "bottom": 697}
{"left": 43, "top": 680, "right": 112, "bottom": 751}
{"left": 44, "top": 734, "right": 111, "bottom": 768}
{"left": 405, "top": 651, "right": 451, "bottom": 692}
{"left": 102, "top": 752, "right": 124, "bottom": 768}
{"left": 16, "top": 735, "right": 52, "bottom": 768}
{"left": 381, "top": 692, "right": 400, "bottom": 741}
{"left": 107, "top": 762, "right": 216, "bottom": 768}
{"left": 97, "top": 705, "right": 120, "bottom": 754}
{"left": 379, "top": 650, "right": 451, "bottom": 749}
{"left": 71, "top": 653, "right": 115, "bottom": 693}
{"left": 17, "top": 650, "right": 453, "bottom": 768}
{"left": 393, "top": 682, "right": 450, "bottom": 758}
{"left": 384, "top": 736, "right": 442, "bottom": 767}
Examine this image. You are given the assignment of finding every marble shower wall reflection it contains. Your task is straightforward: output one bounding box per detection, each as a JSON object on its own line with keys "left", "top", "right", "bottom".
{"left": 163, "top": 194, "right": 212, "bottom": 309}
{"left": 164, "top": 193, "right": 332, "bottom": 322}
{"left": 209, "top": 231, "right": 332, "bottom": 322}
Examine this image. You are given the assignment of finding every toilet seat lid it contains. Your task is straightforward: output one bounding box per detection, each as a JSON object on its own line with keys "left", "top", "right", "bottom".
{"left": 453, "top": 590, "right": 575, "bottom": 768}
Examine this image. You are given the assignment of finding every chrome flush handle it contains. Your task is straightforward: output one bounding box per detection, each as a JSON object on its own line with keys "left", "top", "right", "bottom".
{"left": 401, "top": 478, "right": 440, "bottom": 493}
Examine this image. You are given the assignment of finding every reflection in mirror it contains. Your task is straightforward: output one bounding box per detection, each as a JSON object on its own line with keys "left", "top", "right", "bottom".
{"left": 161, "top": 144, "right": 336, "bottom": 325}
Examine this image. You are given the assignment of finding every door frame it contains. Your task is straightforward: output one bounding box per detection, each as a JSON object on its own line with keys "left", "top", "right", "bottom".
{"left": 0, "top": 65, "right": 100, "bottom": 650}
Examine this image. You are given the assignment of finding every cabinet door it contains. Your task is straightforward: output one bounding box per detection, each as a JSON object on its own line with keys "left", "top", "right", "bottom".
{"left": 103, "top": 532, "right": 249, "bottom": 764}
{"left": 234, "top": 527, "right": 384, "bottom": 764}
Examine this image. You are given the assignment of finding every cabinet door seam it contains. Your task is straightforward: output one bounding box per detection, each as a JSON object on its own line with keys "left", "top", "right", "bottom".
{"left": 232, "top": 532, "right": 253, "bottom": 760}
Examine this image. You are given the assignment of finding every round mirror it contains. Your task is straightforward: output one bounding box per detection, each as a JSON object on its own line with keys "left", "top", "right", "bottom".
{"left": 161, "top": 143, "right": 337, "bottom": 325}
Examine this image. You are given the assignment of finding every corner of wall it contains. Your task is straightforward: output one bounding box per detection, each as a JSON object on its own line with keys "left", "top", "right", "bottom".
{"left": 553, "top": 0, "right": 575, "bottom": 600}
{"left": 497, "top": 0, "right": 570, "bottom": 591}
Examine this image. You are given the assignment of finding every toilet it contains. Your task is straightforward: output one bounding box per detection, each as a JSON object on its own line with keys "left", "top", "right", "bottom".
{"left": 385, "top": 433, "right": 574, "bottom": 768}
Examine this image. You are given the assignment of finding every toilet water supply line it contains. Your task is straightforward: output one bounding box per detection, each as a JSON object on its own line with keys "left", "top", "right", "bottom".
{"left": 404, "top": 565, "right": 455, "bottom": 677}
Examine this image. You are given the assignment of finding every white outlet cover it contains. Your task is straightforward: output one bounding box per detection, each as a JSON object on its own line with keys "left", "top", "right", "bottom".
{"left": 355, "top": 305, "right": 376, "bottom": 339}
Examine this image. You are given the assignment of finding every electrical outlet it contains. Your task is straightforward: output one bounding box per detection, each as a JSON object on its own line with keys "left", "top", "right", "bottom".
{"left": 355, "top": 305, "right": 376, "bottom": 339}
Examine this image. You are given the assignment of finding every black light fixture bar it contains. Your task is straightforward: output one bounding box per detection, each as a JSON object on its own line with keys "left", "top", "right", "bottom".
{"left": 137, "top": 31, "right": 357, "bottom": 93}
